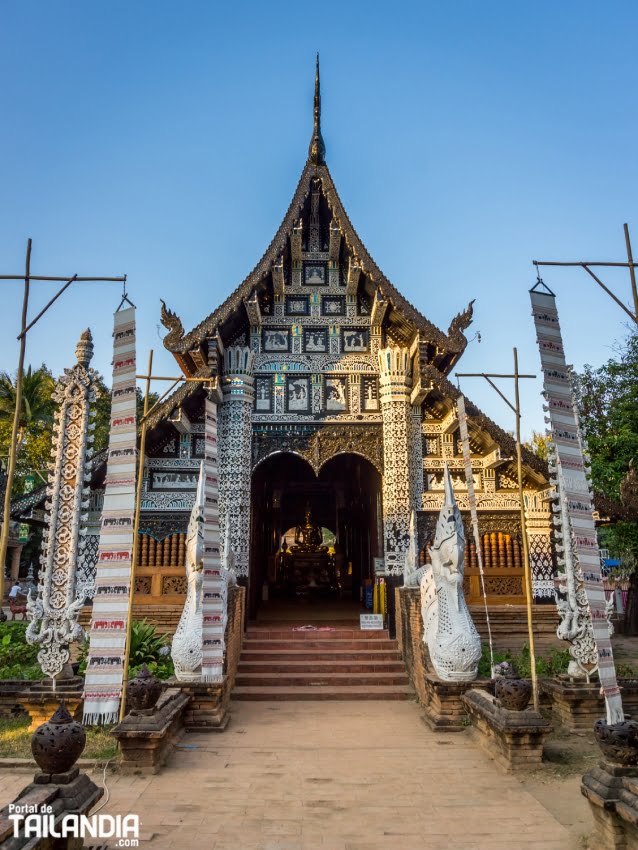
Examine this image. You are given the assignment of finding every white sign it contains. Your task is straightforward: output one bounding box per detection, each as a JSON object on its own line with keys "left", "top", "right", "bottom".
{"left": 360, "top": 614, "right": 384, "bottom": 630}
{"left": 373, "top": 558, "right": 385, "bottom": 575}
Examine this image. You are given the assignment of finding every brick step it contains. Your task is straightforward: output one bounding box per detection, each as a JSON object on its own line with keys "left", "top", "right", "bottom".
{"left": 238, "top": 660, "right": 406, "bottom": 673}
{"left": 240, "top": 649, "right": 402, "bottom": 662}
{"left": 233, "top": 685, "right": 415, "bottom": 701}
{"left": 236, "top": 671, "right": 410, "bottom": 687}
{"left": 245, "top": 628, "right": 390, "bottom": 641}
{"left": 242, "top": 639, "right": 398, "bottom": 651}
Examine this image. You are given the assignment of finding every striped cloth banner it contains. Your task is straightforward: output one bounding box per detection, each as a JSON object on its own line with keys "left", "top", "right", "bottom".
{"left": 83, "top": 306, "right": 137, "bottom": 724}
{"left": 201, "top": 394, "right": 226, "bottom": 682}
{"left": 530, "top": 286, "right": 623, "bottom": 723}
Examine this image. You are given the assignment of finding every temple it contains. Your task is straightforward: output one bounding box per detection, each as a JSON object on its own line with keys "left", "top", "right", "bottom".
{"left": 12, "top": 58, "right": 556, "bottom": 631}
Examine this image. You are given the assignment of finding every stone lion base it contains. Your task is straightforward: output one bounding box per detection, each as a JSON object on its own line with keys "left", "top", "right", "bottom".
{"left": 20, "top": 677, "right": 85, "bottom": 731}
{"left": 582, "top": 760, "right": 638, "bottom": 849}
{"left": 172, "top": 679, "right": 230, "bottom": 732}
{"left": 112, "top": 688, "right": 191, "bottom": 775}
{"left": 422, "top": 674, "right": 492, "bottom": 732}
{"left": 462, "top": 688, "right": 553, "bottom": 771}
{"left": 540, "top": 678, "right": 638, "bottom": 732}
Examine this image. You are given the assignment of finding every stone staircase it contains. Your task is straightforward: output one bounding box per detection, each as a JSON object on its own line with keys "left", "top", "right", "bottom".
{"left": 233, "top": 624, "right": 414, "bottom": 701}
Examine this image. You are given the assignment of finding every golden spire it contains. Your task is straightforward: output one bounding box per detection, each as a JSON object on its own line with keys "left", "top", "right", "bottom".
{"left": 308, "top": 53, "right": 326, "bottom": 165}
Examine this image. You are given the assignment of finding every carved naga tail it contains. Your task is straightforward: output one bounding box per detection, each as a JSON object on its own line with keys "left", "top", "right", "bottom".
{"left": 160, "top": 299, "right": 185, "bottom": 350}
{"left": 446, "top": 299, "right": 475, "bottom": 350}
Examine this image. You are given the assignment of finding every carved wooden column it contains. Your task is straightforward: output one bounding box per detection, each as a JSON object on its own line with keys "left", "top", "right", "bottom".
{"left": 218, "top": 346, "right": 255, "bottom": 580}
{"left": 378, "top": 347, "right": 414, "bottom": 577}
{"left": 410, "top": 407, "right": 424, "bottom": 511}
{"left": 524, "top": 489, "right": 556, "bottom": 603}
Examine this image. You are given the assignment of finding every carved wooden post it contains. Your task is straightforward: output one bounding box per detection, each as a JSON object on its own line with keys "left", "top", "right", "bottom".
{"left": 218, "top": 346, "right": 255, "bottom": 580}
{"left": 378, "top": 347, "right": 415, "bottom": 578}
{"left": 26, "top": 330, "right": 97, "bottom": 678}
{"left": 524, "top": 489, "right": 556, "bottom": 602}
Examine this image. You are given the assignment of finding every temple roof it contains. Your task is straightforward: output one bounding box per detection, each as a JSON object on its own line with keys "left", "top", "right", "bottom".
{"left": 160, "top": 58, "right": 475, "bottom": 375}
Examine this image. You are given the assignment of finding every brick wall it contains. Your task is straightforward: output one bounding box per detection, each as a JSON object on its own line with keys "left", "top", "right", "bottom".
{"left": 396, "top": 587, "right": 430, "bottom": 705}
{"left": 223, "top": 584, "right": 245, "bottom": 701}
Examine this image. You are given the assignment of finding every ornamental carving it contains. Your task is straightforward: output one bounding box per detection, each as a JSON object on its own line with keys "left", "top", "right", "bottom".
{"left": 162, "top": 575, "right": 188, "bottom": 595}
{"left": 251, "top": 424, "right": 384, "bottom": 476}
{"left": 135, "top": 577, "right": 152, "bottom": 594}
{"left": 27, "top": 330, "right": 97, "bottom": 678}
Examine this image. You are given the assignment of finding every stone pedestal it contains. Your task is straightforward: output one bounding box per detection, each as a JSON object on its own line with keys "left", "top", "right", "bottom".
{"left": 112, "top": 688, "right": 191, "bottom": 774}
{"left": 616, "top": 775, "right": 638, "bottom": 847}
{"left": 422, "top": 674, "right": 492, "bottom": 732}
{"left": 174, "top": 680, "right": 229, "bottom": 732}
{"left": 21, "top": 677, "right": 84, "bottom": 730}
{"left": 541, "top": 678, "right": 638, "bottom": 732}
{"left": 582, "top": 760, "right": 638, "bottom": 849}
{"left": 0, "top": 767, "right": 103, "bottom": 850}
{"left": 462, "top": 688, "right": 553, "bottom": 771}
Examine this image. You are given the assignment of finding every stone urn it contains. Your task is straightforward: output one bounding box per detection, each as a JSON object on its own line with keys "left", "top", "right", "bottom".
{"left": 495, "top": 678, "right": 532, "bottom": 711}
{"left": 594, "top": 719, "right": 638, "bottom": 765}
{"left": 31, "top": 701, "right": 86, "bottom": 774}
{"left": 127, "top": 665, "right": 163, "bottom": 712}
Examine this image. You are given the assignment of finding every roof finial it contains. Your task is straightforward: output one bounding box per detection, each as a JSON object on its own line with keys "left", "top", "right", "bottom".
{"left": 308, "top": 53, "right": 326, "bottom": 165}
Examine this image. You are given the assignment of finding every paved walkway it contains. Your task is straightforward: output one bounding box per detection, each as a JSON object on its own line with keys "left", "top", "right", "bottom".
{"left": 0, "top": 700, "right": 586, "bottom": 849}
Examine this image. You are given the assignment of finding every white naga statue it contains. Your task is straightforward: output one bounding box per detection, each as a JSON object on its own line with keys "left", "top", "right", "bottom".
{"left": 420, "top": 465, "right": 481, "bottom": 682}
{"left": 171, "top": 465, "right": 206, "bottom": 681}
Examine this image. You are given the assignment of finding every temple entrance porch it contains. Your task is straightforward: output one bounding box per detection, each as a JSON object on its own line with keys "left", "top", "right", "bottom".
{"left": 248, "top": 451, "right": 383, "bottom": 622}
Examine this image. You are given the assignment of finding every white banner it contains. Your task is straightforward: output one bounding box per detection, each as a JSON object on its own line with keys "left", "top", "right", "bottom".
{"left": 83, "top": 306, "right": 137, "bottom": 724}
{"left": 530, "top": 286, "right": 623, "bottom": 723}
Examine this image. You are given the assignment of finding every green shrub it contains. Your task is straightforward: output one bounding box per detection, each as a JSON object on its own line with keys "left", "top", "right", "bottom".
{"left": 477, "top": 644, "right": 511, "bottom": 678}
{"left": 128, "top": 620, "right": 174, "bottom": 680}
{"left": 0, "top": 622, "right": 42, "bottom": 680}
{"left": 477, "top": 642, "right": 571, "bottom": 679}
{"left": 129, "top": 620, "right": 169, "bottom": 668}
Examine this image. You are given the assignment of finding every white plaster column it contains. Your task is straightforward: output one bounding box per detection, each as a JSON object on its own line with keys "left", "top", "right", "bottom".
{"left": 218, "top": 346, "right": 255, "bottom": 579}
{"left": 378, "top": 347, "right": 414, "bottom": 576}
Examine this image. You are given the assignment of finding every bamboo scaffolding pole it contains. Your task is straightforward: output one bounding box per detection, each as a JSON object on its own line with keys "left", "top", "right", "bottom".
{"left": 118, "top": 357, "right": 213, "bottom": 718}
{"left": 0, "top": 275, "right": 126, "bottom": 282}
{"left": 456, "top": 350, "right": 540, "bottom": 711}
{"left": 0, "top": 241, "right": 31, "bottom": 612}
{"left": 120, "top": 350, "right": 153, "bottom": 722}
{"left": 533, "top": 224, "right": 638, "bottom": 325}
{"left": 0, "top": 240, "right": 124, "bottom": 612}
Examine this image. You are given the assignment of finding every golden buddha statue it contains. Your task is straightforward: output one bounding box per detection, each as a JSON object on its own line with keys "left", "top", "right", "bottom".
{"left": 293, "top": 506, "right": 323, "bottom": 551}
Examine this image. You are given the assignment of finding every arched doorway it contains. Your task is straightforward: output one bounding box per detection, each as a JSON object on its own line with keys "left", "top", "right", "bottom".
{"left": 249, "top": 452, "right": 383, "bottom": 620}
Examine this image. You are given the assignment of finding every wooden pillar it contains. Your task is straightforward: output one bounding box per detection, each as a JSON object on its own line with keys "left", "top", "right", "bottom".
{"left": 10, "top": 545, "right": 22, "bottom": 581}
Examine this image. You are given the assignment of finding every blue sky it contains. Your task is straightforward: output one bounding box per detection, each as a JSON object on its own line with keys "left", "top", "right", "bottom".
{"left": 1, "top": 0, "right": 636, "bottom": 438}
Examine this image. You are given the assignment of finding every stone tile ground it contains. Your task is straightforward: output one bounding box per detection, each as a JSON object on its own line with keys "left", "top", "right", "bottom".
{"left": 0, "top": 700, "right": 591, "bottom": 849}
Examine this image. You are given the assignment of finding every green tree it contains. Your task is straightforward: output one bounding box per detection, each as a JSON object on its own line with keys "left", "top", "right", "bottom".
{"left": 0, "top": 366, "right": 55, "bottom": 447}
{"left": 524, "top": 430, "right": 549, "bottom": 462}
{"left": 573, "top": 331, "right": 638, "bottom": 631}
{"left": 0, "top": 366, "right": 56, "bottom": 495}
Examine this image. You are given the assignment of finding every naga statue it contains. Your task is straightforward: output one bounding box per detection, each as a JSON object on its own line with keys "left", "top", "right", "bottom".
{"left": 420, "top": 465, "right": 481, "bottom": 682}
{"left": 171, "top": 464, "right": 205, "bottom": 681}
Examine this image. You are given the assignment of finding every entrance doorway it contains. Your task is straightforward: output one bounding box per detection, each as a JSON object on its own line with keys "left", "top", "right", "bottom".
{"left": 249, "top": 452, "right": 383, "bottom": 620}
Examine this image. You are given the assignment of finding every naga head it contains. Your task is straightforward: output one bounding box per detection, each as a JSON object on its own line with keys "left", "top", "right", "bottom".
{"left": 431, "top": 464, "right": 465, "bottom": 579}
{"left": 185, "top": 462, "right": 205, "bottom": 573}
